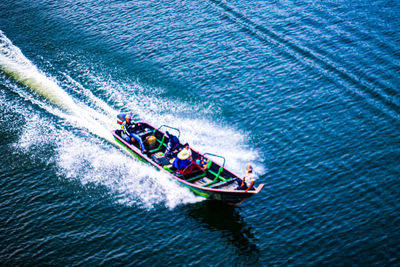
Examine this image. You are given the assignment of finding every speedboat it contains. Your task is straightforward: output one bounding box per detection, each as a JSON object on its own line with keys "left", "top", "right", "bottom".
{"left": 111, "top": 114, "right": 264, "bottom": 205}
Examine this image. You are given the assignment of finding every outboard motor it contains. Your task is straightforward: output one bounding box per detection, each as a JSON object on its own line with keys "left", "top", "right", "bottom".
{"left": 117, "top": 114, "right": 128, "bottom": 125}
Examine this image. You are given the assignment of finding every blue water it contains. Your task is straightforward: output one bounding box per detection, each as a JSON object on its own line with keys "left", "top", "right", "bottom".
{"left": 1, "top": 0, "right": 399, "bottom": 265}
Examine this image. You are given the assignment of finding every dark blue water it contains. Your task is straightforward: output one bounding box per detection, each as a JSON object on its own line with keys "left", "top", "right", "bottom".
{"left": 1, "top": 0, "right": 399, "bottom": 265}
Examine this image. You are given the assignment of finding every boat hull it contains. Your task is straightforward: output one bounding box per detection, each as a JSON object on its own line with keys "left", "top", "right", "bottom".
{"left": 181, "top": 183, "right": 256, "bottom": 205}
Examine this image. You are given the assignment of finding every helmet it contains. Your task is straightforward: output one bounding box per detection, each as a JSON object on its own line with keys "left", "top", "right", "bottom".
{"left": 125, "top": 114, "right": 131, "bottom": 120}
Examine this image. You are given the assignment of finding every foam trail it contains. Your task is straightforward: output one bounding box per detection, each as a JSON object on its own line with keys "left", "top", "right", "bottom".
{"left": 0, "top": 31, "right": 115, "bottom": 143}
{"left": 56, "top": 135, "right": 202, "bottom": 209}
{"left": 0, "top": 32, "right": 77, "bottom": 112}
{"left": 70, "top": 72, "right": 265, "bottom": 175}
{"left": 0, "top": 31, "right": 263, "bottom": 208}
{"left": 48, "top": 55, "right": 266, "bottom": 175}
{"left": 0, "top": 31, "right": 203, "bottom": 208}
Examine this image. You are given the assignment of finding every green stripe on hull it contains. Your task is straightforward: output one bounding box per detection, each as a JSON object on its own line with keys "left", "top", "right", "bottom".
{"left": 116, "top": 136, "right": 214, "bottom": 200}
{"left": 179, "top": 182, "right": 211, "bottom": 198}
{"left": 115, "top": 138, "right": 147, "bottom": 164}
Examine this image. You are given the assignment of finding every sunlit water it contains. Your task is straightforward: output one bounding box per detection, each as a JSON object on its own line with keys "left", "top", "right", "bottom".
{"left": 1, "top": 0, "right": 399, "bottom": 265}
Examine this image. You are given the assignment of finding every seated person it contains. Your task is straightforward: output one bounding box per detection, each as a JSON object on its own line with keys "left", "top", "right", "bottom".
{"left": 121, "top": 115, "right": 134, "bottom": 143}
{"left": 164, "top": 131, "right": 180, "bottom": 158}
{"left": 172, "top": 149, "right": 192, "bottom": 171}
{"left": 236, "top": 165, "right": 256, "bottom": 192}
{"left": 180, "top": 143, "right": 192, "bottom": 157}
{"left": 121, "top": 115, "right": 147, "bottom": 153}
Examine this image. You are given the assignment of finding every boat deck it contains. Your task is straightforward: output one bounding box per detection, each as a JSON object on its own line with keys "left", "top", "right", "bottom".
{"left": 111, "top": 118, "right": 263, "bottom": 204}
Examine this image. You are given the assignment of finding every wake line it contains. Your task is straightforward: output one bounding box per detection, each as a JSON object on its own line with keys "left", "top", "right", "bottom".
{"left": 0, "top": 31, "right": 116, "bottom": 143}
{"left": 0, "top": 31, "right": 263, "bottom": 208}
{"left": 0, "top": 31, "right": 205, "bottom": 208}
{"left": 209, "top": 0, "right": 400, "bottom": 120}
{"left": 0, "top": 35, "right": 77, "bottom": 113}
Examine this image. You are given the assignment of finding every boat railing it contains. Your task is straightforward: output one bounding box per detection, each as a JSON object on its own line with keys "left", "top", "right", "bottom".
{"left": 202, "top": 153, "right": 230, "bottom": 187}
{"left": 203, "top": 153, "right": 225, "bottom": 168}
{"left": 156, "top": 125, "right": 180, "bottom": 138}
{"left": 149, "top": 125, "right": 181, "bottom": 153}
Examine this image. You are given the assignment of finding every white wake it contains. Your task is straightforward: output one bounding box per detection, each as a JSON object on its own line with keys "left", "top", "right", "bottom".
{"left": 0, "top": 30, "right": 263, "bottom": 209}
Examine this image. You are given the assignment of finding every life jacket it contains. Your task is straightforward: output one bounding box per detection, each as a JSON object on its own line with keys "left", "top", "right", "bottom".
{"left": 121, "top": 120, "right": 134, "bottom": 135}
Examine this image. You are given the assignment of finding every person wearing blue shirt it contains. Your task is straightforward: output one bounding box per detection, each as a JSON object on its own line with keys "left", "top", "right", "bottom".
{"left": 164, "top": 131, "right": 180, "bottom": 158}
{"left": 121, "top": 115, "right": 134, "bottom": 143}
{"left": 121, "top": 115, "right": 147, "bottom": 153}
{"left": 173, "top": 149, "right": 192, "bottom": 171}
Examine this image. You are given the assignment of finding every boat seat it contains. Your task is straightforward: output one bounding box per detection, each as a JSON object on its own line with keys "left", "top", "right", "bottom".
{"left": 209, "top": 178, "right": 235, "bottom": 188}
{"left": 186, "top": 172, "right": 207, "bottom": 182}
{"left": 193, "top": 177, "right": 213, "bottom": 186}
{"left": 181, "top": 162, "right": 205, "bottom": 179}
{"left": 185, "top": 160, "right": 212, "bottom": 182}
{"left": 203, "top": 166, "right": 228, "bottom": 187}
{"left": 184, "top": 161, "right": 227, "bottom": 187}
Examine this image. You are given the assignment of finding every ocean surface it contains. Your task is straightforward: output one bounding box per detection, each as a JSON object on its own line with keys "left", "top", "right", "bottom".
{"left": 1, "top": 0, "right": 399, "bottom": 265}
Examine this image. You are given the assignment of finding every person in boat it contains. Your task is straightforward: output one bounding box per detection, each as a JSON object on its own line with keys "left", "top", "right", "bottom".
{"left": 236, "top": 165, "right": 255, "bottom": 192}
{"left": 172, "top": 149, "right": 192, "bottom": 171}
{"left": 121, "top": 115, "right": 147, "bottom": 153}
{"left": 181, "top": 143, "right": 192, "bottom": 157}
{"left": 164, "top": 131, "right": 180, "bottom": 158}
{"left": 121, "top": 114, "right": 134, "bottom": 143}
